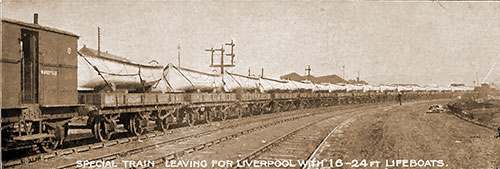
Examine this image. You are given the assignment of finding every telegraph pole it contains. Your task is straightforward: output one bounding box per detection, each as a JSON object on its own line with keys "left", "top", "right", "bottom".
{"left": 177, "top": 43, "right": 181, "bottom": 67}
{"left": 206, "top": 46, "right": 215, "bottom": 66}
{"left": 225, "top": 40, "right": 235, "bottom": 66}
{"left": 216, "top": 46, "right": 225, "bottom": 74}
{"left": 97, "top": 27, "right": 101, "bottom": 57}
{"left": 357, "top": 70, "right": 360, "bottom": 82}
{"left": 305, "top": 65, "right": 311, "bottom": 81}
{"left": 342, "top": 65, "right": 345, "bottom": 80}
{"left": 207, "top": 40, "right": 236, "bottom": 75}
{"left": 305, "top": 65, "right": 311, "bottom": 76}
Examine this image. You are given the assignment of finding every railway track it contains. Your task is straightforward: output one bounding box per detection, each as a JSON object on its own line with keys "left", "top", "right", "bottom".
{"left": 50, "top": 103, "right": 380, "bottom": 169}
{"left": 3, "top": 105, "right": 321, "bottom": 168}
{"left": 233, "top": 101, "right": 434, "bottom": 169}
{"left": 7, "top": 103, "right": 372, "bottom": 169}
{"left": 234, "top": 116, "right": 358, "bottom": 169}
{"left": 3, "top": 105, "right": 304, "bottom": 167}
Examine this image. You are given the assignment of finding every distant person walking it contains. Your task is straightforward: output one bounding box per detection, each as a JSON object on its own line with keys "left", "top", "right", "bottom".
{"left": 397, "top": 92, "right": 402, "bottom": 105}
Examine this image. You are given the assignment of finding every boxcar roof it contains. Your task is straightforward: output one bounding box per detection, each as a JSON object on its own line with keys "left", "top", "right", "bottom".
{"left": 2, "top": 18, "right": 79, "bottom": 38}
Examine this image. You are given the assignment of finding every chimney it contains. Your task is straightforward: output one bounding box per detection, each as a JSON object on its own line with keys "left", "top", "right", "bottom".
{"left": 34, "top": 13, "right": 39, "bottom": 24}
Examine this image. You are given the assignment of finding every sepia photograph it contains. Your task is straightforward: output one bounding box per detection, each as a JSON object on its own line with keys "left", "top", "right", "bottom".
{"left": 1, "top": 0, "right": 500, "bottom": 168}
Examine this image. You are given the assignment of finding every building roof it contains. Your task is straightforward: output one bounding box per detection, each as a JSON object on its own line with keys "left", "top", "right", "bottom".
{"left": 280, "top": 72, "right": 306, "bottom": 81}
{"left": 347, "top": 79, "right": 368, "bottom": 85}
{"left": 2, "top": 18, "right": 79, "bottom": 38}
{"left": 280, "top": 72, "right": 347, "bottom": 84}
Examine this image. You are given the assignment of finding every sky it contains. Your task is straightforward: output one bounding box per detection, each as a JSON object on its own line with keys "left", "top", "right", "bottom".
{"left": 2, "top": 0, "right": 500, "bottom": 87}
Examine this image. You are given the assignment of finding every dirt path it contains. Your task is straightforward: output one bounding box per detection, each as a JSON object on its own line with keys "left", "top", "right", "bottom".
{"left": 331, "top": 100, "right": 500, "bottom": 168}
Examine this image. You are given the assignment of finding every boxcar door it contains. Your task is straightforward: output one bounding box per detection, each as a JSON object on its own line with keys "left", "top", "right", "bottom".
{"left": 20, "top": 29, "right": 39, "bottom": 104}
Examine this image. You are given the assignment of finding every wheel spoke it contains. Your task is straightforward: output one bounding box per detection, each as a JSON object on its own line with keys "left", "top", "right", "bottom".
{"left": 94, "top": 119, "right": 112, "bottom": 142}
{"left": 238, "top": 108, "right": 243, "bottom": 118}
{"left": 156, "top": 112, "right": 170, "bottom": 131}
{"left": 186, "top": 113, "right": 195, "bottom": 127}
{"left": 129, "top": 115, "right": 145, "bottom": 136}
{"left": 39, "top": 134, "right": 59, "bottom": 153}
{"left": 205, "top": 110, "right": 212, "bottom": 123}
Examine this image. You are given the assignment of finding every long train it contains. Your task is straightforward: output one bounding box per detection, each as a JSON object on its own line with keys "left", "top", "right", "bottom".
{"left": 1, "top": 15, "right": 477, "bottom": 153}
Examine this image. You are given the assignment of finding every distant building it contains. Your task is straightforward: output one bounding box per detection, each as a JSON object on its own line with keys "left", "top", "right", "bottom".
{"left": 449, "top": 83, "right": 465, "bottom": 87}
{"left": 347, "top": 79, "right": 368, "bottom": 85}
{"left": 280, "top": 72, "right": 347, "bottom": 84}
{"left": 392, "top": 83, "right": 419, "bottom": 86}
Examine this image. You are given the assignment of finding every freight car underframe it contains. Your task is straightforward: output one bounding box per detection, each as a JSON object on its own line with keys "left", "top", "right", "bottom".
{"left": 86, "top": 104, "right": 182, "bottom": 142}
{"left": 84, "top": 92, "right": 338, "bottom": 143}
{"left": 1, "top": 91, "right": 471, "bottom": 152}
{"left": 1, "top": 104, "right": 86, "bottom": 152}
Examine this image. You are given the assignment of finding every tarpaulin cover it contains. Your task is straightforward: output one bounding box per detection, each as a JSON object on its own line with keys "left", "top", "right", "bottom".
{"left": 162, "top": 64, "right": 222, "bottom": 92}
{"left": 78, "top": 52, "right": 162, "bottom": 91}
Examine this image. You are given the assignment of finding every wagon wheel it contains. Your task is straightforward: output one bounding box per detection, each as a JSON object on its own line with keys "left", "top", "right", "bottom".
{"left": 186, "top": 112, "right": 196, "bottom": 127}
{"left": 130, "top": 115, "right": 146, "bottom": 136}
{"left": 271, "top": 104, "right": 278, "bottom": 113}
{"left": 39, "top": 136, "right": 59, "bottom": 153}
{"left": 94, "top": 118, "right": 112, "bottom": 142}
{"left": 285, "top": 103, "right": 292, "bottom": 111}
{"left": 38, "top": 125, "right": 65, "bottom": 153}
{"left": 248, "top": 107, "right": 254, "bottom": 117}
{"left": 205, "top": 109, "right": 213, "bottom": 123}
{"left": 237, "top": 107, "right": 243, "bottom": 118}
{"left": 298, "top": 102, "right": 305, "bottom": 109}
{"left": 156, "top": 117, "right": 170, "bottom": 131}
{"left": 289, "top": 103, "right": 296, "bottom": 111}
{"left": 156, "top": 110, "right": 171, "bottom": 131}
{"left": 221, "top": 110, "right": 228, "bottom": 121}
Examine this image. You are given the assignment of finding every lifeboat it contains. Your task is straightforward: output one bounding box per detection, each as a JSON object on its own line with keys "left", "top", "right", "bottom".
{"left": 259, "top": 77, "right": 288, "bottom": 92}
{"left": 223, "top": 71, "right": 260, "bottom": 92}
{"left": 77, "top": 47, "right": 163, "bottom": 92}
{"left": 363, "top": 85, "right": 381, "bottom": 92}
{"left": 327, "top": 83, "right": 347, "bottom": 92}
{"left": 162, "top": 64, "right": 222, "bottom": 92}
{"left": 380, "top": 85, "right": 397, "bottom": 92}
{"left": 314, "top": 83, "right": 330, "bottom": 92}
{"left": 397, "top": 86, "right": 413, "bottom": 92}
{"left": 281, "top": 80, "right": 299, "bottom": 91}
{"left": 346, "top": 84, "right": 363, "bottom": 92}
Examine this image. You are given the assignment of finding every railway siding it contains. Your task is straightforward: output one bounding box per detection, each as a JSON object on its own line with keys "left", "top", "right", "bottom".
{"left": 10, "top": 104, "right": 369, "bottom": 169}
{"left": 60, "top": 105, "right": 377, "bottom": 169}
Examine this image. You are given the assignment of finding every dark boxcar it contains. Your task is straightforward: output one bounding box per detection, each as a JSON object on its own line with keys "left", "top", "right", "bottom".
{"left": 1, "top": 15, "right": 82, "bottom": 152}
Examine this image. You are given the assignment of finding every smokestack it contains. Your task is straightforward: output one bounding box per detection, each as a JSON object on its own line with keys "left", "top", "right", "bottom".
{"left": 261, "top": 68, "right": 264, "bottom": 77}
{"left": 34, "top": 13, "right": 38, "bottom": 24}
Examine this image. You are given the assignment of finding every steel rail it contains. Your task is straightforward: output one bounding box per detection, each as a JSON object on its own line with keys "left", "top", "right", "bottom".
{"left": 5, "top": 104, "right": 358, "bottom": 168}
{"left": 54, "top": 104, "right": 373, "bottom": 169}
{"left": 233, "top": 104, "right": 407, "bottom": 169}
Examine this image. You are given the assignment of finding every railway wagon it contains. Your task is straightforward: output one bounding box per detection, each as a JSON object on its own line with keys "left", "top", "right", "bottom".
{"left": 1, "top": 16, "right": 85, "bottom": 152}
{"left": 224, "top": 72, "right": 273, "bottom": 116}
{"left": 78, "top": 60, "right": 235, "bottom": 142}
